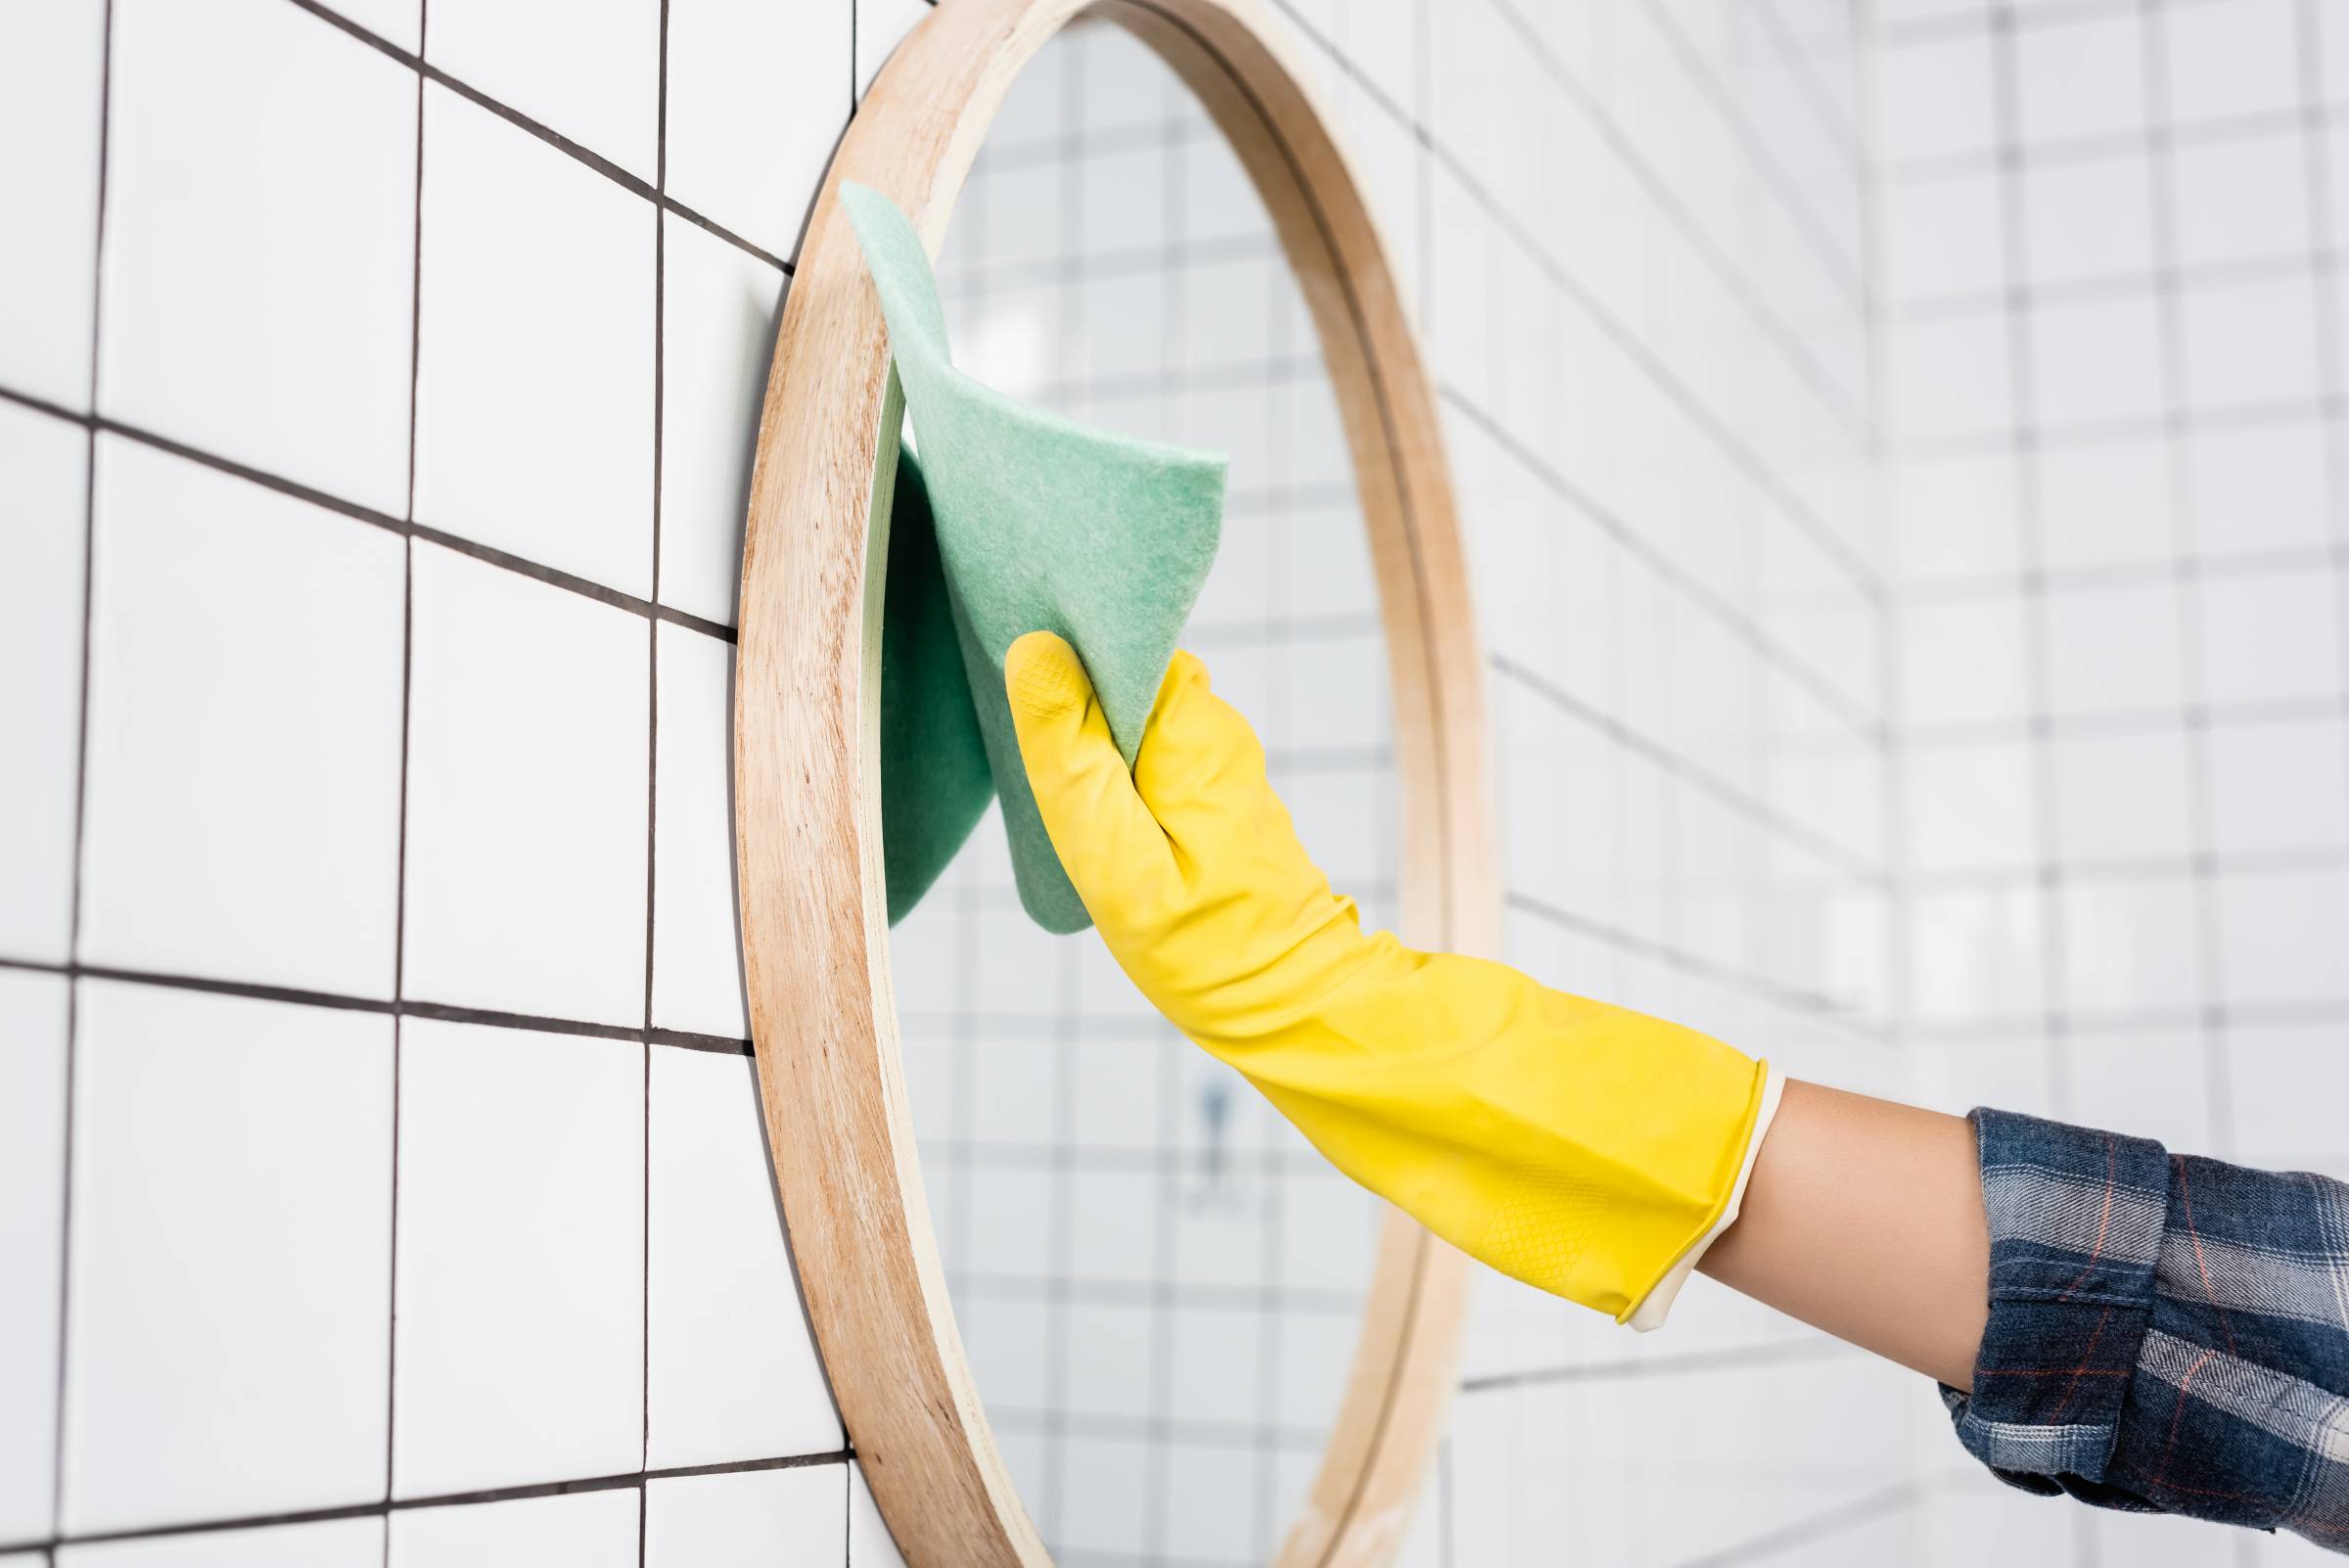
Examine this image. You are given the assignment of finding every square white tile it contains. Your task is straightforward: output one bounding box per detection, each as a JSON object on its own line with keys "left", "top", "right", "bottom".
{"left": 2029, "top": 291, "right": 2165, "bottom": 430}
{"left": 2014, "top": 12, "right": 2146, "bottom": 146}
{"left": 2050, "top": 726, "right": 2194, "bottom": 865}
{"left": 2059, "top": 873, "right": 2205, "bottom": 1015}
{"left": 645, "top": 1465, "right": 845, "bottom": 1568}
{"left": 62, "top": 982, "right": 392, "bottom": 1534}
{"left": 2035, "top": 435, "right": 2176, "bottom": 573}
{"left": 2196, "top": 567, "right": 2341, "bottom": 708}
{"left": 658, "top": 215, "right": 785, "bottom": 626}
{"left": 1889, "top": 311, "right": 2011, "bottom": 442}
{"left": 2044, "top": 577, "right": 2185, "bottom": 719}
{"left": 667, "top": 0, "right": 851, "bottom": 260}
{"left": 414, "top": 84, "right": 655, "bottom": 597}
{"left": 401, "top": 542, "right": 649, "bottom": 1026}
{"left": 1902, "top": 596, "right": 2032, "bottom": 728}
{"left": 1883, "top": 170, "right": 2004, "bottom": 303}
{"left": 2020, "top": 153, "right": 2155, "bottom": 290}
{"left": 391, "top": 1488, "right": 640, "bottom": 1568}
{"left": 425, "top": 0, "right": 658, "bottom": 180}
{"left": 2208, "top": 715, "right": 2349, "bottom": 856}
{"left": 0, "top": 971, "right": 68, "bottom": 1543}
{"left": 652, "top": 625, "right": 748, "bottom": 1038}
{"left": 2171, "top": 132, "right": 2309, "bottom": 271}
{"left": 646, "top": 1048, "right": 840, "bottom": 1466}
{"left": 2216, "top": 865, "right": 2349, "bottom": 1006}
{"left": 79, "top": 438, "right": 406, "bottom": 997}
{"left": 2188, "top": 419, "right": 2332, "bottom": 559}
{"left": 101, "top": 0, "right": 415, "bottom": 515}
{"left": 0, "top": 403, "right": 87, "bottom": 964}
{"left": 2162, "top": 0, "right": 2302, "bottom": 126}
{"left": 60, "top": 1516, "right": 384, "bottom": 1568}
{"left": 392, "top": 1016, "right": 643, "bottom": 1497}
{"left": 0, "top": 0, "right": 107, "bottom": 408}
{"left": 2180, "top": 273, "right": 2322, "bottom": 414}
{"left": 857, "top": 0, "right": 934, "bottom": 99}
{"left": 1878, "top": 33, "right": 1997, "bottom": 163}
{"left": 850, "top": 1463, "right": 906, "bottom": 1568}
{"left": 1054, "top": 1429, "right": 1150, "bottom": 1557}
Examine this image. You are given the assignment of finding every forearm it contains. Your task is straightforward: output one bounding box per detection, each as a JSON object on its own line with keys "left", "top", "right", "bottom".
{"left": 1696, "top": 1080, "right": 1990, "bottom": 1391}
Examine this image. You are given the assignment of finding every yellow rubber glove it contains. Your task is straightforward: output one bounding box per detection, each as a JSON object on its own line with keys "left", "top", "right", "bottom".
{"left": 1003, "top": 631, "right": 1775, "bottom": 1324}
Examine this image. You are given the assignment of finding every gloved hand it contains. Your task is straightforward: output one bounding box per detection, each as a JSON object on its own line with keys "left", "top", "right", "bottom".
{"left": 1003, "top": 630, "right": 1776, "bottom": 1325}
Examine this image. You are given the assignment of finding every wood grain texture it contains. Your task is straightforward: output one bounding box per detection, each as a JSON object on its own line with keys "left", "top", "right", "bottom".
{"left": 733, "top": 2, "right": 1499, "bottom": 1563}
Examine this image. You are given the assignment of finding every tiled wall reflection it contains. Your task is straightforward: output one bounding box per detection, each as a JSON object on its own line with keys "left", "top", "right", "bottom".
{"left": 890, "top": 24, "right": 1395, "bottom": 1566}
{"left": 1882, "top": 2, "right": 2349, "bottom": 1562}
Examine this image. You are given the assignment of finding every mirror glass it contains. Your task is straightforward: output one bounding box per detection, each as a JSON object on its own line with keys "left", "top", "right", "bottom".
{"left": 883, "top": 20, "right": 1404, "bottom": 1565}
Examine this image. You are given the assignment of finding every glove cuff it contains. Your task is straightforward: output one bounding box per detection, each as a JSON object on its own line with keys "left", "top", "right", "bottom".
{"left": 1620, "top": 1061, "right": 1786, "bottom": 1331}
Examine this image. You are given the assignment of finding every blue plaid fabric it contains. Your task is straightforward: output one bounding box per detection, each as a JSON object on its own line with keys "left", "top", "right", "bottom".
{"left": 1943, "top": 1108, "right": 2349, "bottom": 1554}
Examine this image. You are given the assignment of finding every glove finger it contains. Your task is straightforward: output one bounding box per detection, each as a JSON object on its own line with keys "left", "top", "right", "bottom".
{"left": 1132, "top": 650, "right": 1308, "bottom": 864}
{"left": 1004, "top": 630, "right": 1178, "bottom": 923}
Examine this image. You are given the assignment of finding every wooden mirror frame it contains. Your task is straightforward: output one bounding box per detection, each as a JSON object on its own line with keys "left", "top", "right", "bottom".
{"left": 735, "top": 1, "right": 1497, "bottom": 1562}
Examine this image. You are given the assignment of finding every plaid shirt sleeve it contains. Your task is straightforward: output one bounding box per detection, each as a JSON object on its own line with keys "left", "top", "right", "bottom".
{"left": 1942, "top": 1108, "right": 2349, "bottom": 1555}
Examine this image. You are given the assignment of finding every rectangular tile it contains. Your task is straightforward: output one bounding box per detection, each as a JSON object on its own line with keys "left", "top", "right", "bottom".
{"left": 0, "top": 403, "right": 88, "bottom": 964}
{"left": 657, "top": 214, "right": 785, "bottom": 626}
{"left": 390, "top": 1488, "right": 639, "bottom": 1568}
{"left": 101, "top": 0, "right": 416, "bottom": 514}
{"left": 644, "top": 1465, "right": 844, "bottom": 1568}
{"left": 666, "top": 0, "right": 850, "bottom": 260}
{"left": 645, "top": 1048, "right": 839, "bottom": 1467}
{"left": 424, "top": 0, "right": 658, "bottom": 179}
{"left": 651, "top": 624, "right": 748, "bottom": 1037}
{"left": 0, "top": 0, "right": 106, "bottom": 407}
{"left": 401, "top": 542, "right": 649, "bottom": 1026}
{"left": 392, "top": 1016, "right": 643, "bottom": 1497}
{"left": 63, "top": 982, "right": 392, "bottom": 1534}
{"left": 414, "top": 85, "right": 655, "bottom": 596}
{"left": 79, "top": 438, "right": 406, "bottom": 998}
{"left": 0, "top": 971, "right": 69, "bottom": 1543}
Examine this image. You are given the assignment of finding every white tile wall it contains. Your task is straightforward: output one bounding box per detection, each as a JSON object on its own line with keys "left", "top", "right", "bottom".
{"left": 645, "top": 1048, "right": 839, "bottom": 1465}
{"left": 62, "top": 982, "right": 392, "bottom": 1534}
{"left": 400, "top": 543, "right": 650, "bottom": 1025}
{"left": 0, "top": 972, "right": 68, "bottom": 1544}
{"left": 101, "top": 0, "right": 417, "bottom": 516}
{"left": 1886, "top": 6, "right": 2349, "bottom": 1562}
{"left": 0, "top": 0, "right": 106, "bottom": 410}
{"left": 646, "top": 1465, "right": 845, "bottom": 1567}
{"left": 392, "top": 1017, "right": 643, "bottom": 1498}
{"left": 0, "top": 405, "right": 87, "bottom": 965}
{"left": 2, "top": 0, "right": 853, "bottom": 1559}
{"left": 666, "top": 0, "right": 850, "bottom": 259}
{"left": 389, "top": 1488, "right": 640, "bottom": 1568}
{"left": 413, "top": 85, "right": 655, "bottom": 596}
{"left": 58, "top": 1516, "right": 384, "bottom": 1568}
{"left": 78, "top": 439, "right": 407, "bottom": 998}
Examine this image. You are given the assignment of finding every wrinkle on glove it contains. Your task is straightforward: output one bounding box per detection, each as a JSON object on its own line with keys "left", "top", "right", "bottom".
{"left": 846, "top": 184, "right": 1225, "bottom": 933}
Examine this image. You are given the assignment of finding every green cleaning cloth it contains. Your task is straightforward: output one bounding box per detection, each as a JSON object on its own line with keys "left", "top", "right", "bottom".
{"left": 847, "top": 184, "right": 1226, "bottom": 934}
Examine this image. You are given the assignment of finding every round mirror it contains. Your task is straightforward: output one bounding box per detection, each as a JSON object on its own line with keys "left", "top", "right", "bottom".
{"left": 880, "top": 20, "right": 1398, "bottom": 1565}
{"left": 735, "top": 2, "right": 1494, "bottom": 1563}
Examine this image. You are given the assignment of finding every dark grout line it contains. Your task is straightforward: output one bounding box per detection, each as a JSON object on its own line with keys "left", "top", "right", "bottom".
{"left": 281, "top": 0, "right": 793, "bottom": 278}
{"left": 0, "top": 956, "right": 754, "bottom": 1057}
{"left": 52, "top": 0, "right": 116, "bottom": 1528}
{"left": 0, "top": 385, "right": 740, "bottom": 648}
{"left": 0, "top": 1451, "right": 853, "bottom": 1555}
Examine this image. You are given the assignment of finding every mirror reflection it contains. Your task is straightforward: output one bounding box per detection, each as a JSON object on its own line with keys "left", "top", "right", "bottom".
{"left": 883, "top": 21, "right": 1401, "bottom": 1565}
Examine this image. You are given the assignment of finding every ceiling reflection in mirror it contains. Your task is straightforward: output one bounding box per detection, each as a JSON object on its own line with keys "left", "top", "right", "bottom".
{"left": 882, "top": 20, "right": 1405, "bottom": 1567}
